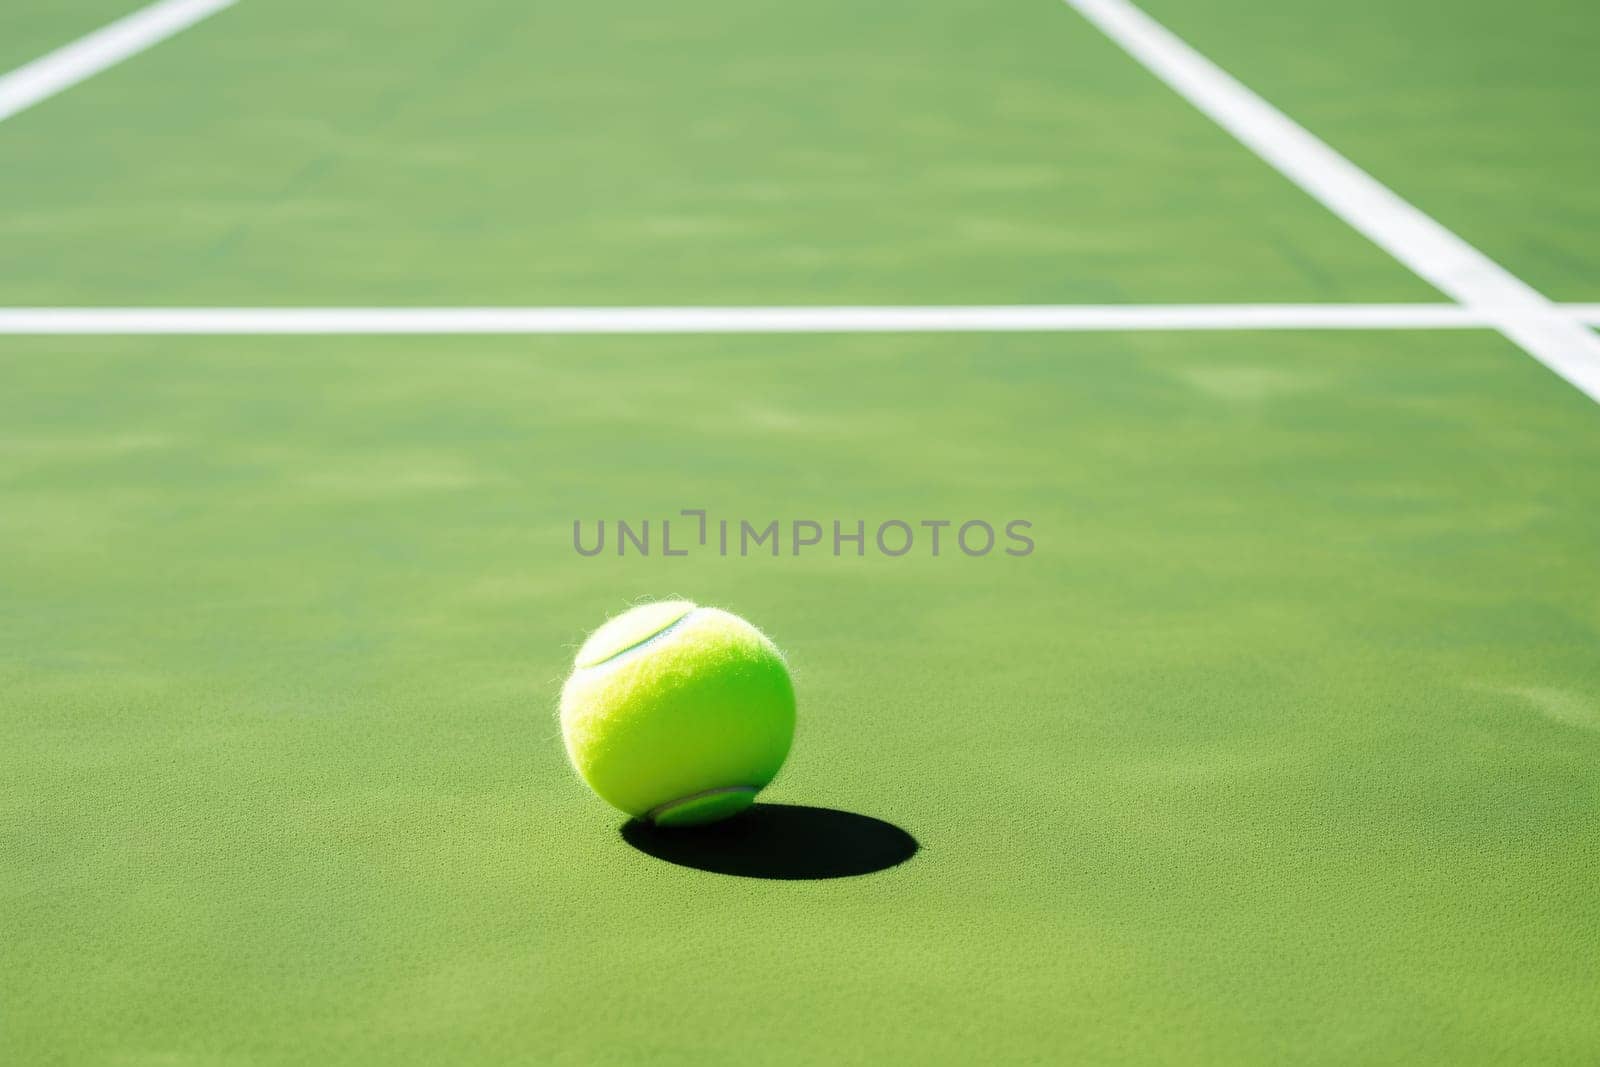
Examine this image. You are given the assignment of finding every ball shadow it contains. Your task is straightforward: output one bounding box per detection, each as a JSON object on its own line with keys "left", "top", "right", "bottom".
{"left": 621, "top": 804, "right": 918, "bottom": 880}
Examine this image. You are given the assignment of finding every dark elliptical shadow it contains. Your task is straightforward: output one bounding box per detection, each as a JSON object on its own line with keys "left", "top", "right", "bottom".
{"left": 622, "top": 804, "right": 918, "bottom": 880}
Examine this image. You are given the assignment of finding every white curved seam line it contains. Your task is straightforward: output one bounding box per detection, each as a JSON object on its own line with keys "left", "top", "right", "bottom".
{"left": 646, "top": 785, "right": 758, "bottom": 822}
{"left": 579, "top": 608, "right": 703, "bottom": 673}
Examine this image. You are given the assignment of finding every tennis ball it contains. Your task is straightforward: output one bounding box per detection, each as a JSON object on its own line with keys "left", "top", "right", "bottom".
{"left": 559, "top": 600, "right": 796, "bottom": 827}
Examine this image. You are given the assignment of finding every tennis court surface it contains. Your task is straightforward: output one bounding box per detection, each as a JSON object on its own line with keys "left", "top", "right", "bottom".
{"left": 3, "top": 1, "right": 1597, "bottom": 1063}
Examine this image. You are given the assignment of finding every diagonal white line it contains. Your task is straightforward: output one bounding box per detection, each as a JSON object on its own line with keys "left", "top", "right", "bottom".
{"left": 0, "top": 0, "right": 236, "bottom": 124}
{"left": 1063, "top": 0, "right": 1600, "bottom": 405}
{"left": 0, "top": 304, "right": 1500, "bottom": 334}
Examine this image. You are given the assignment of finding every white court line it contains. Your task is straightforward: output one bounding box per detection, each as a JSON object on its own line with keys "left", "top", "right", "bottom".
{"left": 0, "top": 304, "right": 1594, "bottom": 334}
{"left": 0, "top": 304, "right": 1507, "bottom": 334}
{"left": 0, "top": 0, "right": 235, "bottom": 124}
{"left": 1, "top": 0, "right": 1594, "bottom": 346}
{"left": 1063, "top": 0, "right": 1600, "bottom": 405}
{"left": 1568, "top": 305, "right": 1600, "bottom": 326}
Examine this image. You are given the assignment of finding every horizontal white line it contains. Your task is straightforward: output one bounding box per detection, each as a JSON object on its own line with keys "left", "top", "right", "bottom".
{"left": 0, "top": 0, "right": 236, "bottom": 124}
{"left": 0, "top": 305, "right": 1524, "bottom": 334}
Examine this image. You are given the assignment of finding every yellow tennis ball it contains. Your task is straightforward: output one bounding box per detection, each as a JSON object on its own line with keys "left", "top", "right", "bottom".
{"left": 559, "top": 601, "right": 796, "bottom": 827}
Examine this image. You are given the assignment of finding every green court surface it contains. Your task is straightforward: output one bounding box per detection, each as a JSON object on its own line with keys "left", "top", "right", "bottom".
{"left": 0, "top": 0, "right": 1435, "bottom": 306}
{"left": 1139, "top": 0, "right": 1600, "bottom": 300}
{"left": 0, "top": 0, "right": 139, "bottom": 72}
{"left": 3, "top": 1, "right": 1599, "bottom": 1065}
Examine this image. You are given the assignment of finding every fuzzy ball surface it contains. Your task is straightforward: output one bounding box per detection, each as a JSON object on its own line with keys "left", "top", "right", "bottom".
{"left": 559, "top": 601, "right": 796, "bottom": 826}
